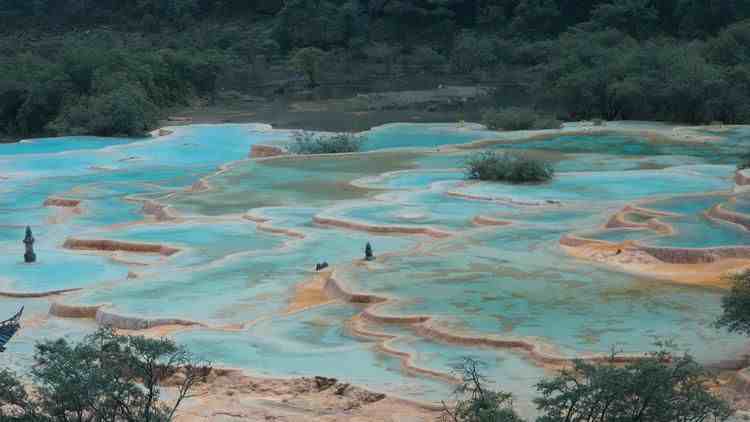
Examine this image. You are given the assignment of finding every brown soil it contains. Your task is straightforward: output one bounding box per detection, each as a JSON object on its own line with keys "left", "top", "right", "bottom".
{"left": 173, "top": 370, "right": 439, "bottom": 422}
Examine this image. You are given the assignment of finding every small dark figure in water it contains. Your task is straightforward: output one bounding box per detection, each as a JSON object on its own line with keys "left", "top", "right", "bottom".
{"left": 315, "top": 262, "right": 329, "bottom": 271}
{"left": 23, "top": 226, "right": 36, "bottom": 263}
{"left": 364, "top": 242, "right": 375, "bottom": 261}
{"left": 615, "top": 249, "right": 622, "bottom": 256}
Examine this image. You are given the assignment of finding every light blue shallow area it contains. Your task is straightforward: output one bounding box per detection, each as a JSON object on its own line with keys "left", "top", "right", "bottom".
{"left": 0, "top": 136, "right": 142, "bottom": 156}
{"left": 1, "top": 122, "right": 749, "bottom": 411}
{"left": 340, "top": 226, "right": 748, "bottom": 362}
{"left": 455, "top": 169, "right": 731, "bottom": 204}
{"left": 362, "top": 123, "right": 495, "bottom": 151}
{"left": 174, "top": 303, "right": 455, "bottom": 402}
{"left": 0, "top": 248, "right": 128, "bottom": 293}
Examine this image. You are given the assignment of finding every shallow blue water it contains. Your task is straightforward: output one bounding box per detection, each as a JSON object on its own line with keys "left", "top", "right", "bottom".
{"left": 2, "top": 123, "right": 750, "bottom": 414}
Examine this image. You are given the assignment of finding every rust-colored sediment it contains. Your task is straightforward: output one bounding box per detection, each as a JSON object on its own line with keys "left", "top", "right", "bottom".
{"left": 63, "top": 238, "right": 180, "bottom": 256}
{"left": 187, "top": 179, "right": 210, "bottom": 193}
{"left": 560, "top": 234, "right": 748, "bottom": 287}
{"left": 173, "top": 368, "right": 440, "bottom": 422}
{"left": 313, "top": 215, "right": 452, "bottom": 238}
{"left": 96, "top": 308, "right": 199, "bottom": 330}
{"left": 250, "top": 144, "right": 286, "bottom": 158}
{"left": 472, "top": 215, "right": 512, "bottom": 226}
{"left": 604, "top": 206, "right": 674, "bottom": 234}
{"left": 285, "top": 270, "right": 336, "bottom": 314}
{"left": 43, "top": 197, "right": 81, "bottom": 208}
{"left": 141, "top": 200, "right": 179, "bottom": 222}
{"left": 242, "top": 213, "right": 306, "bottom": 239}
{"left": 49, "top": 302, "right": 200, "bottom": 332}
{"left": 0, "top": 288, "right": 81, "bottom": 298}
{"left": 736, "top": 169, "right": 750, "bottom": 186}
{"left": 708, "top": 203, "right": 750, "bottom": 231}
{"left": 50, "top": 302, "right": 101, "bottom": 318}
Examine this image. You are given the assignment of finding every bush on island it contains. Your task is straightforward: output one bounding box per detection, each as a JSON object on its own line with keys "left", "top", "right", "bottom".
{"left": 482, "top": 107, "right": 563, "bottom": 131}
{"left": 288, "top": 131, "right": 364, "bottom": 154}
{"left": 465, "top": 150, "right": 554, "bottom": 183}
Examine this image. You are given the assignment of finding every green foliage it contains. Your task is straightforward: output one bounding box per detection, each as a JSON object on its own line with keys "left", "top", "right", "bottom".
{"left": 482, "top": 108, "right": 562, "bottom": 131}
{"left": 465, "top": 151, "right": 554, "bottom": 184}
{"left": 451, "top": 32, "right": 501, "bottom": 73}
{"left": 0, "top": 38, "right": 229, "bottom": 138}
{"left": 52, "top": 86, "right": 159, "bottom": 136}
{"left": 288, "top": 131, "right": 364, "bottom": 154}
{"left": 511, "top": 0, "right": 562, "bottom": 40}
{"left": 441, "top": 358, "right": 524, "bottom": 422}
{"left": 0, "top": 327, "right": 209, "bottom": 422}
{"left": 587, "top": 0, "right": 659, "bottom": 39}
{"left": 716, "top": 269, "right": 750, "bottom": 335}
{"left": 290, "top": 47, "right": 327, "bottom": 87}
{"left": 534, "top": 350, "right": 733, "bottom": 422}
{"left": 2, "top": 0, "right": 750, "bottom": 140}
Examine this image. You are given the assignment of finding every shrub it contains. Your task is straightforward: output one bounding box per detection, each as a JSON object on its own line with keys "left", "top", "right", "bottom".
{"left": 441, "top": 358, "right": 524, "bottom": 422}
{"left": 465, "top": 151, "right": 554, "bottom": 183}
{"left": 0, "top": 327, "right": 209, "bottom": 422}
{"left": 738, "top": 152, "right": 750, "bottom": 170}
{"left": 289, "top": 47, "right": 326, "bottom": 87}
{"left": 288, "top": 131, "right": 364, "bottom": 154}
{"left": 482, "top": 107, "right": 562, "bottom": 131}
{"left": 51, "top": 86, "right": 159, "bottom": 137}
{"left": 535, "top": 350, "right": 733, "bottom": 422}
{"left": 717, "top": 269, "right": 750, "bottom": 334}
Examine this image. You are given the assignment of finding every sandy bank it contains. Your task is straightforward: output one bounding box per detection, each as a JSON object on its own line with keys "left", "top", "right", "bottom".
{"left": 173, "top": 369, "right": 438, "bottom": 422}
{"left": 285, "top": 270, "right": 336, "bottom": 314}
{"left": 560, "top": 235, "right": 748, "bottom": 287}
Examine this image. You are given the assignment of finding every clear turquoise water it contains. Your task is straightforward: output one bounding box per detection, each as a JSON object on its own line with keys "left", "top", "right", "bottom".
{"left": 362, "top": 123, "right": 495, "bottom": 151}
{"left": 2, "top": 123, "right": 749, "bottom": 417}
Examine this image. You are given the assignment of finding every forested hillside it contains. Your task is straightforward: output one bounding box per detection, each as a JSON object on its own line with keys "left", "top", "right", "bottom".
{"left": 1, "top": 0, "right": 749, "bottom": 138}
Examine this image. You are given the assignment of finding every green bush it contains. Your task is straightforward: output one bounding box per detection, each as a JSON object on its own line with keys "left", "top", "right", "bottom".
{"left": 51, "top": 86, "right": 158, "bottom": 137}
{"left": 441, "top": 358, "right": 524, "bottom": 422}
{"left": 717, "top": 269, "right": 750, "bottom": 334}
{"left": 738, "top": 153, "right": 750, "bottom": 170}
{"left": 482, "top": 107, "right": 562, "bottom": 131}
{"left": 465, "top": 151, "right": 554, "bottom": 183}
{"left": 535, "top": 350, "right": 733, "bottom": 422}
{"left": 288, "top": 131, "right": 364, "bottom": 154}
{"left": 0, "top": 327, "right": 209, "bottom": 422}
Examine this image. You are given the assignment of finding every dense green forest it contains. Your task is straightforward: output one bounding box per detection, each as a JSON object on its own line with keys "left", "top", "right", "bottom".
{"left": 1, "top": 0, "right": 749, "bottom": 138}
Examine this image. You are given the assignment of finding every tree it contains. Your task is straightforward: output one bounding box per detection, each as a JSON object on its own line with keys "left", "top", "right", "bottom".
{"left": 510, "top": 0, "right": 561, "bottom": 40}
{"left": 0, "top": 327, "right": 209, "bottom": 422}
{"left": 441, "top": 358, "right": 524, "bottom": 422}
{"left": 290, "top": 47, "right": 326, "bottom": 87}
{"left": 534, "top": 350, "right": 733, "bottom": 422}
{"left": 716, "top": 269, "right": 750, "bottom": 336}
{"left": 588, "top": 0, "right": 658, "bottom": 39}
